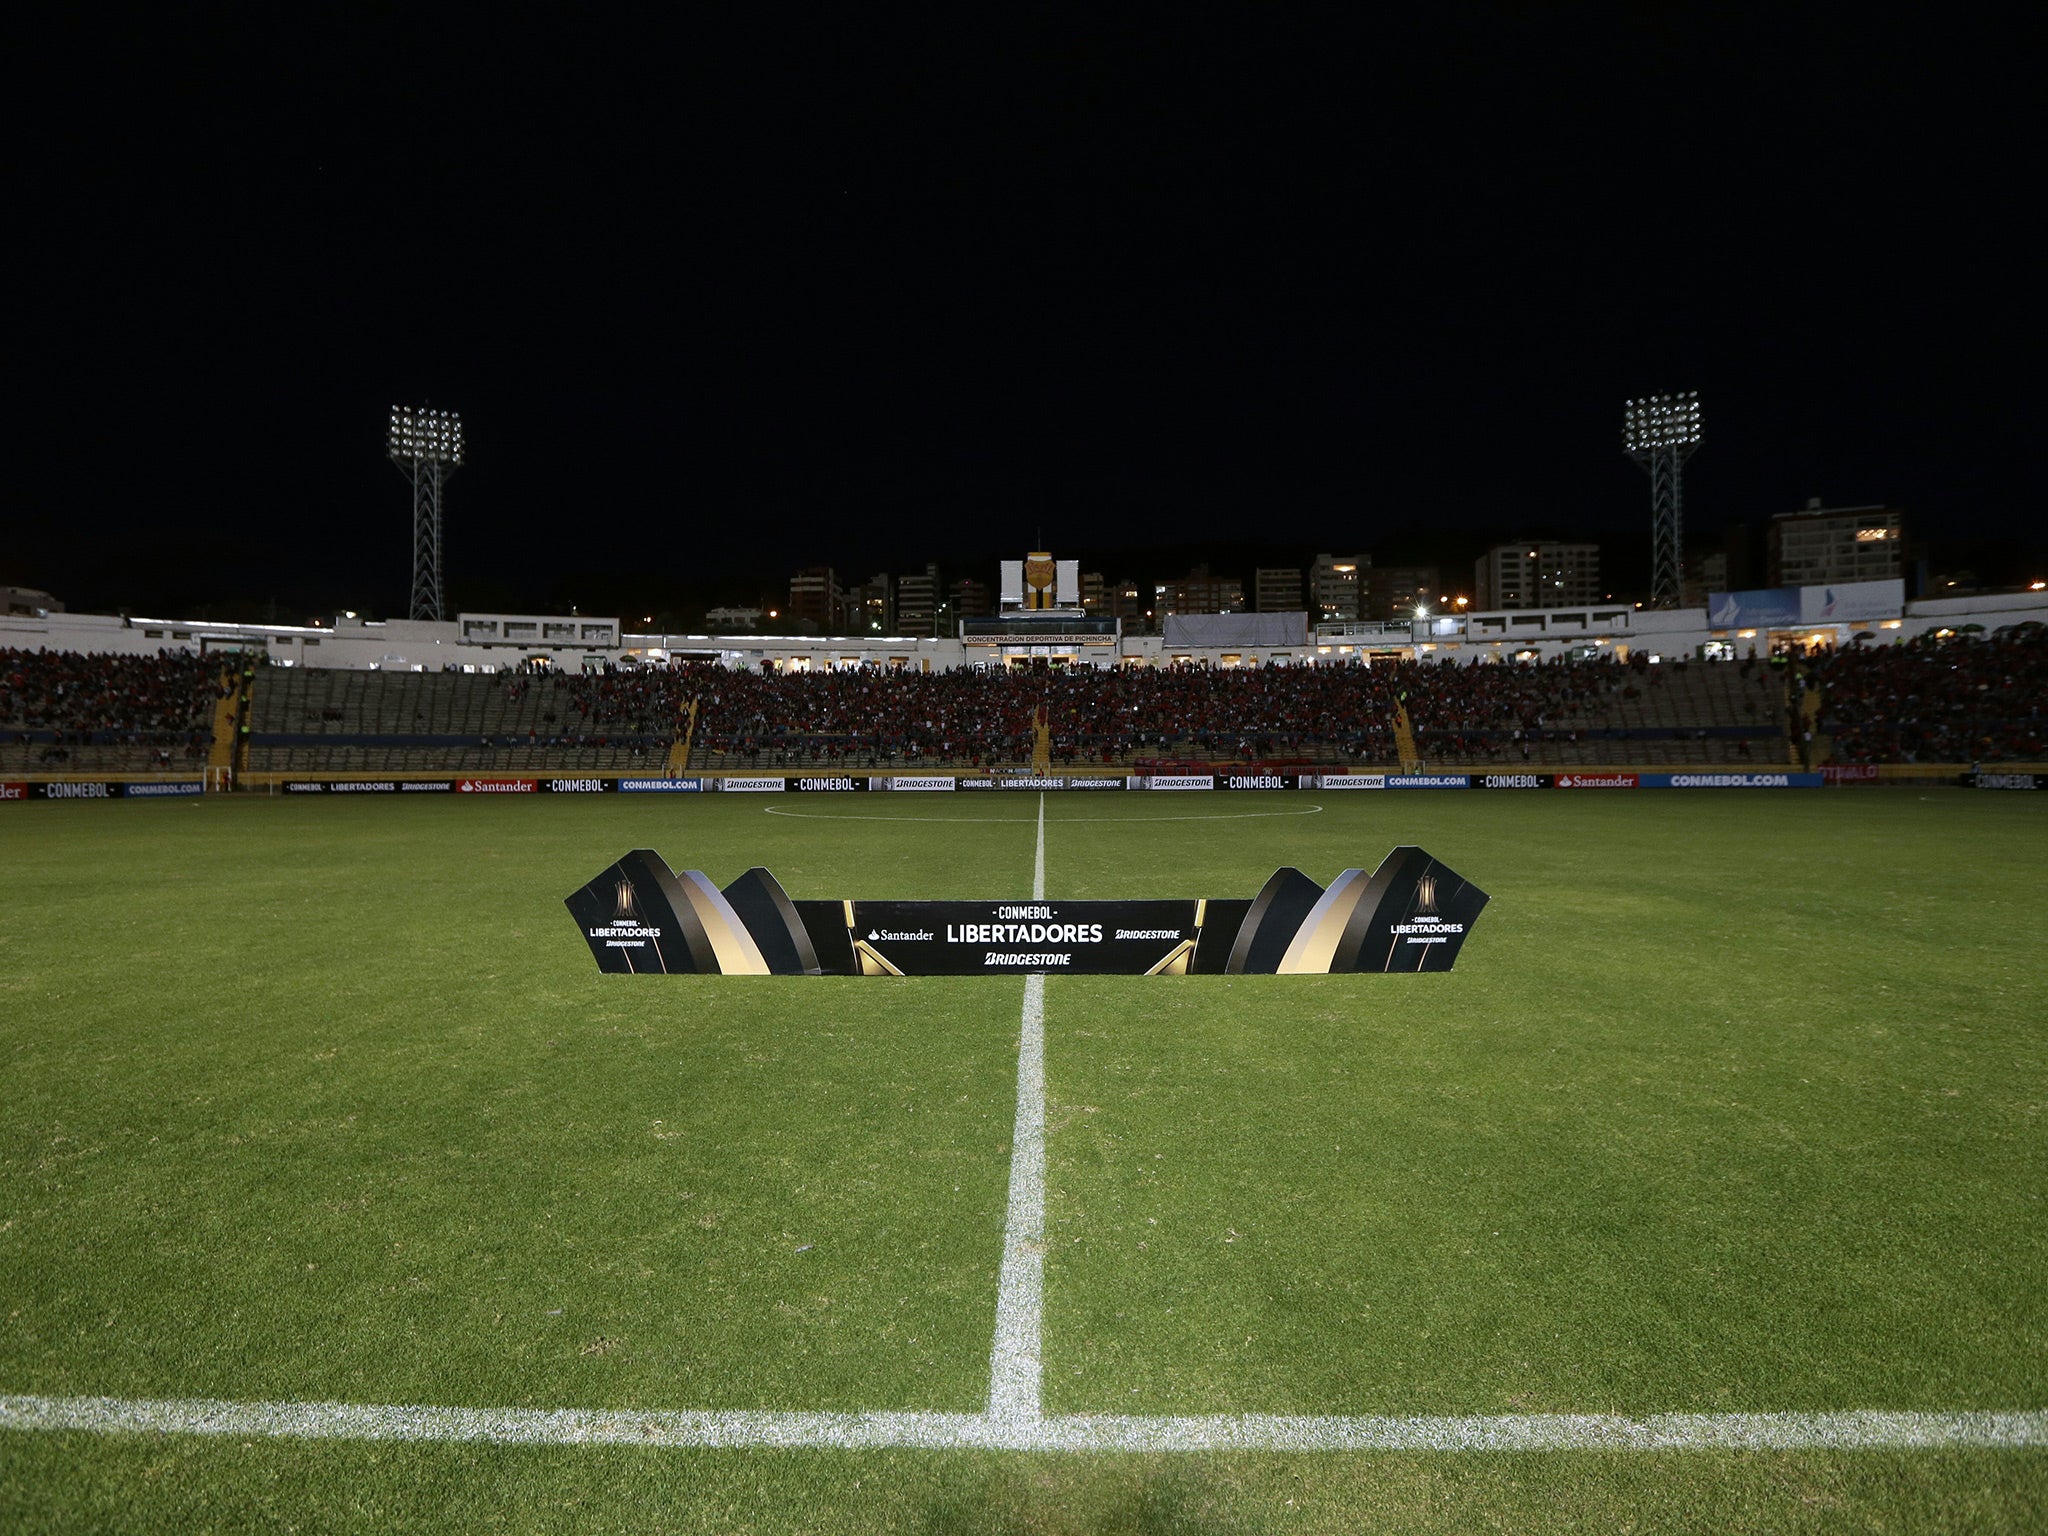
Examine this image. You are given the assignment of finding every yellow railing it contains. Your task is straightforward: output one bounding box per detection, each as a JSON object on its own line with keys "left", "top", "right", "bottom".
{"left": 667, "top": 698, "right": 699, "bottom": 773}
{"left": 1393, "top": 702, "right": 1420, "bottom": 774}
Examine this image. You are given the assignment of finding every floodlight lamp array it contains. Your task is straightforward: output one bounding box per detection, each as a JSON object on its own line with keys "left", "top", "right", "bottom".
{"left": 387, "top": 405, "right": 465, "bottom": 465}
{"left": 1622, "top": 391, "right": 1702, "bottom": 453}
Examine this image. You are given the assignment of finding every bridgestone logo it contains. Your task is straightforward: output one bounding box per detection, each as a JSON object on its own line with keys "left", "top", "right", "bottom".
{"left": 890, "top": 777, "right": 956, "bottom": 791}
{"left": 722, "top": 778, "right": 786, "bottom": 792}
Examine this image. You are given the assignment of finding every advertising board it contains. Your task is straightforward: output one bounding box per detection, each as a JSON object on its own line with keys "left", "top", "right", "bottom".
{"left": 567, "top": 846, "right": 1489, "bottom": 976}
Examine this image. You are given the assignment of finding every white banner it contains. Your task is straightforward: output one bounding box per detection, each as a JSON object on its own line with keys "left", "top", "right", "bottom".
{"left": 1317, "top": 774, "right": 1387, "bottom": 789}
{"left": 719, "top": 777, "right": 787, "bottom": 792}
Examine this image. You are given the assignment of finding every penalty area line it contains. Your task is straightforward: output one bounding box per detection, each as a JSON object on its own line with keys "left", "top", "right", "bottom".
{"left": 2, "top": 1396, "right": 2041, "bottom": 1453}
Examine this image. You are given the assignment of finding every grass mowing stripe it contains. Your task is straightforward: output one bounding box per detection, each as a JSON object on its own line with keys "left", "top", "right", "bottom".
{"left": 987, "top": 795, "right": 1049, "bottom": 1423}
{"left": 4, "top": 1395, "right": 2040, "bottom": 1451}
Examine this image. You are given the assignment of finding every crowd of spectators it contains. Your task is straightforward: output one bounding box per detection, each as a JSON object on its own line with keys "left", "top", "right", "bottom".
{"left": 2, "top": 647, "right": 222, "bottom": 764}
{"left": 1814, "top": 626, "right": 2048, "bottom": 764}
{"left": 14, "top": 631, "right": 2042, "bottom": 775}
{"left": 610, "top": 653, "right": 1776, "bottom": 768}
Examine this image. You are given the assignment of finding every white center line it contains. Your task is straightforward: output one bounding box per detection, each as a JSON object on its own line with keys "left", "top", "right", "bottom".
{"left": 987, "top": 794, "right": 1049, "bottom": 1423}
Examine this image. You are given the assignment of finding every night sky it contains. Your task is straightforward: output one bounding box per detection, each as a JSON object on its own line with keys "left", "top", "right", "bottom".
{"left": 13, "top": 6, "right": 2038, "bottom": 622}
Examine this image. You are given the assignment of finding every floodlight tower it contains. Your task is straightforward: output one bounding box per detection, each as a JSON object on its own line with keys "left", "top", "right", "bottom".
{"left": 387, "top": 405, "right": 464, "bottom": 621}
{"left": 1623, "top": 391, "right": 1702, "bottom": 609}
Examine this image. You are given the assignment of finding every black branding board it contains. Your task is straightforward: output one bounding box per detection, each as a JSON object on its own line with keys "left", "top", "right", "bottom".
{"left": 1227, "top": 868, "right": 1327, "bottom": 974}
{"left": 794, "top": 900, "right": 859, "bottom": 975}
{"left": 1323, "top": 846, "right": 1490, "bottom": 973}
{"left": 1190, "top": 899, "right": 1250, "bottom": 973}
{"left": 722, "top": 867, "right": 823, "bottom": 974}
{"left": 1218, "top": 772, "right": 1291, "bottom": 791}
{"left": 788, "top": 776, "right": 869, "bottom": 792}
{"left": 567, "top": 848, "right": 1488, "bottom": 975}
{"left": 845, "top": 900, "right": 1202, "bottom": 975}
{"left": 30, "top": 781, "right": 119, "bottom": 799}
{"left": 565, "top": 849, "right": 698, "bottom": 974}
{"left": 1476, "top": 773, "right": 1554, "bottom": 790}
{"left": 1970, "top": 771, "right": 2044, "bottom": 790}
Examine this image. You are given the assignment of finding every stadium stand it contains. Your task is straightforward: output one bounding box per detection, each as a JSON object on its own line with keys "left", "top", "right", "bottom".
{"left": 1, "top": 648, "right": 223, "bottom": 774}
{"left": 245, "top": 656, "right": 1789, "bottom": 774}
{"left": 1813, "top": 625, "right": 2047, "bottom": 765}
{"left": 17, "top": 630, "right": 2043, "bottom": 782}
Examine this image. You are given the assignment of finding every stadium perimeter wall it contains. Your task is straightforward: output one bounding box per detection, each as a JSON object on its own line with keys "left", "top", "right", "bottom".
{"left": 5, "top": 594, "right": 2043, "bottom": 675}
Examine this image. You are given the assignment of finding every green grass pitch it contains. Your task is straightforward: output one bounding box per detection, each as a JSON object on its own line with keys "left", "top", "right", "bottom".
{"left": 2, "top": 789, "right": 2043, "bottom": 1532}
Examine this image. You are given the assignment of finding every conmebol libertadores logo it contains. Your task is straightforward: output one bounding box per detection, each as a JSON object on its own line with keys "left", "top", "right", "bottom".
{"left": 566, "top": 848, "right": 1487, "bottom": 977}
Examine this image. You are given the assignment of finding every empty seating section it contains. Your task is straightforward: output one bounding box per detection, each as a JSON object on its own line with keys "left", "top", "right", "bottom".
{"left": 1406, "top": 657, "right": 1790, "bottom": 767}
{"left": 246, "top": 669, "right": 681, "bottom": 774}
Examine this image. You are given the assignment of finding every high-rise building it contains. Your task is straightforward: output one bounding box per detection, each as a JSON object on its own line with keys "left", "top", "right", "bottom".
{"left": 1255, "top": 566, "right": 1305, "bottom": 613}
{"left": 1079, "top": 572, "right": 1109, "bottom": 615}
{"left": 1308, "top": 553, "right": 1367, "bottom": 622}
{"left": 1156, "top": 565, "right": 1245, "bottom": 616}
{"left": 1474, "top": 542, "right": 1601, "bottom": 610}
{"left": 949, "top": 576, "right": 993, "bottom": 620}
{"left": 849, "top": 573, "right": 893, "bottom": 634}
{"left": 895, "top": 564, "right": 942, "bottom": 638}
{"left": 1364, "top": 566, "right": 1441, "bottom": 623}
{"left": 1766, "top": 500, "right": 1905, "bottom": 588}
{"left": 788, "top": 566, "right": 843, "bottom": 633}
{"left": 1109, "top": 578, "right": 1150, "bottom": 633}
